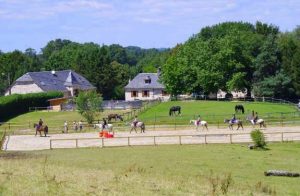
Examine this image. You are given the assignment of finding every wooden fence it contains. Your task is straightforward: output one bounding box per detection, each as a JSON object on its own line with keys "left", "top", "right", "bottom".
{"left": 49, "top": 131, "right": 300, "bottom": 150}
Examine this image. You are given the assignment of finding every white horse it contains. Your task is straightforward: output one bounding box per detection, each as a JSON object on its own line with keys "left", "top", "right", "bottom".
{"left": 94, "top": 123, "right": 113, "bottom": 132}
{"left": 130, "top": 121, "right": 145, "bottom": 133}
{"left": 190, "top": 120, "right": 208, "bottom": 131}
{"left": 249, "top": 118, "right": 266, "bottom": 128}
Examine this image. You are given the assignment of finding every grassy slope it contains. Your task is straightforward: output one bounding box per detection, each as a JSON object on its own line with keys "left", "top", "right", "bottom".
{"left": 0, "top": 143, "right": 300, "bottom": 195}
{"left": 139, "top": 101, "right": 298, "bottom": 124}
{"left": 0, "top": 110, "right": 129, "bottom": 132}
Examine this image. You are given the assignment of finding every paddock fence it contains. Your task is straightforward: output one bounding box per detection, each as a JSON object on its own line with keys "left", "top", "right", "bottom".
{"left": 1, "top": 110, "right": 300, "bottom": 135}
{"left": 49, "top": 131, "right": 300, "bottom": 149}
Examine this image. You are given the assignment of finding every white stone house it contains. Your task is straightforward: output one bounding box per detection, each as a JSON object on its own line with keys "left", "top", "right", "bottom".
{"left": 124, "top": 73, "right": 170, "bottom": 101}
{"left": 5, "top": 70, "right": 95, "bottom": 96}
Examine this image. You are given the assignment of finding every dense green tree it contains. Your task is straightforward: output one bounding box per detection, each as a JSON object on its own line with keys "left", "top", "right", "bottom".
{"left": 279, "top": 27, "right": 300, "bottom": 96}
{"left": 76, "top": 91, "right": 102, "bottom": 124}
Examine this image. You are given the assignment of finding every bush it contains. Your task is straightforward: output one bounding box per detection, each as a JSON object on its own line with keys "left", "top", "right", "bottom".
{"left": 76, "top": 91, "right": 102, "bottom": 124}
{"left": 250, "top": 129, "right": 267, "bottom": 148}
{"left": 0, "top": 91, "right": 63, "bottom": 121}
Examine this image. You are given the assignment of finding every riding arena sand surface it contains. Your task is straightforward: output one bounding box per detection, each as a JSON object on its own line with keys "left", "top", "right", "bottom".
{"left": 2, "top": 126, "right": 300, "bottom": 151}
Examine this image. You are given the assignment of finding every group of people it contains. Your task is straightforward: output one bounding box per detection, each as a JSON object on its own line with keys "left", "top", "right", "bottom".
{"left": 63, "top": 120, "right": 83, "bottom": 133}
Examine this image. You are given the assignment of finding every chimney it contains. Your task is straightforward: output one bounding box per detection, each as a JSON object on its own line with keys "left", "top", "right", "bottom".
{"left": 157, "top": 67, "right": 161, "bottom": 77}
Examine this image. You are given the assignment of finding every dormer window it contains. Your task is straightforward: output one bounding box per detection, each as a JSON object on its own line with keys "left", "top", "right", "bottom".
{"left": 145, "top": 76, "right": 151, "bottom": 84}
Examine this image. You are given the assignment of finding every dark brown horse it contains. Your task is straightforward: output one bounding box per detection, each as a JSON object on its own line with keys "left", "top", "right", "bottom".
{"left": 34, "top": 123, "right": 48, "bottom": 137}
{"left": 107, "top": 114, "right": 123, "bottom": 122}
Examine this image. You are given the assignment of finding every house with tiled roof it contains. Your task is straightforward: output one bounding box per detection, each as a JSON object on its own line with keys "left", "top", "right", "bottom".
{"left": 5, "top": 70, "right": 95, "bottom": 97}
{"left": 124, "top": 71, "right": 170, "bottom": 101}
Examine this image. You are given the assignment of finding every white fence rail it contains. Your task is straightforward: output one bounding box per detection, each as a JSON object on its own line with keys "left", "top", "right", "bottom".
{"left": 49, "top": 131, "right": 300, "bottom": 149}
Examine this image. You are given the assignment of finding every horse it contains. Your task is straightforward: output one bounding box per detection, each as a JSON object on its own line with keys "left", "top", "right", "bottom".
{"left": 108, "top": 114, "right": 123, "bottom": 122}
{"left": 235, "top": 105, "right": 245, "bottom": 114}
{"left": 130, "top": 121, "right": 145, "bottom": 133}
{"left": 246, "top": 116, "right": 266, "bottom": 128}
{"left": 34, "top": 123, "right": 48, "bottom": 137}
{"left": 94, "top": 123, "right": 113, "bottom": 132}
{"left": 169, "top": 106, "right": 181, "bottom": 116}
{"left": 224, "top": 119, "right": 243, "bottom": 130}
{"left": 190, "top": 120, "right": 208, "bottom": 131}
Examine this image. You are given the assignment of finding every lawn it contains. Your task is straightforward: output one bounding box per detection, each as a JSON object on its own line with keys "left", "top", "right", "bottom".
{"left": 0, "top": 109, "right": 130, "bottom": 134}
{"left": 139, "top": 101, "right": 299, "bottom": 125}
{"left": 0, "top": 101, "right": 299, "bottom": 135}
{"left": 0, "top": 143, "right": 300, "bottom": 195}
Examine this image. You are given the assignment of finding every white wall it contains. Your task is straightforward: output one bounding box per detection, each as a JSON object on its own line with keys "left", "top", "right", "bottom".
{"left": 125, "top": 89, "right": 170, "bottom": 101}
{"left": 5, "top": 83, "right": 44, "bottom": 96}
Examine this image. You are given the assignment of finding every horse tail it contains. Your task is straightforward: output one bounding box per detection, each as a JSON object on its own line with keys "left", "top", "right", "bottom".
{"left": 241, "top": 106, "right": 244, "bottom": 114}
{"left": 178, "top": 107, "right": 181, "bottom": 114}
{"left": 169, "top": 109, "right": 172, "bottom": 116}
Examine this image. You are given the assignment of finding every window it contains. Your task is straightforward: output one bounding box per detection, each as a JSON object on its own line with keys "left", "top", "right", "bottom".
{"left": 131, "top": 91, "right": 138, "bottom": 97}
{"left": 144, "top": 76, "right": 151, "bottom": 84}
{"left": 162, "top": 90, "right": 168, "bottom": 96}
{"left": 142, "top": 90, "right": 149, "bottom": 97}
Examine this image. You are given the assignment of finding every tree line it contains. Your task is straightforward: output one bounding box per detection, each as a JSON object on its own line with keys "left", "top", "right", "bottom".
{"left": 161, "top": 21, "right": 300, "bottom": 99}
{"left": 0, "top": 21, "right": 300, "bottom": 100}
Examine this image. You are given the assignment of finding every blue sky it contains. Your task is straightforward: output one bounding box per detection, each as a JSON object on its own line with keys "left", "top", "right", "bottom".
{"left": 0, "top": 0, "right": 299, "bottom": 52}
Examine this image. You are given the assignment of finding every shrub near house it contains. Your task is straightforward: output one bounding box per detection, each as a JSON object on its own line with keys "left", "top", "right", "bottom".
{"left": 0, "top": 91, "right": 63, "bottom": 121}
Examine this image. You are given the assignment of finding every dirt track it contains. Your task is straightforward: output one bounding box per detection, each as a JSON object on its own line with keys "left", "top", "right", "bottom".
{"left": 2, "top": 126, "right": 300, "bottom": 151}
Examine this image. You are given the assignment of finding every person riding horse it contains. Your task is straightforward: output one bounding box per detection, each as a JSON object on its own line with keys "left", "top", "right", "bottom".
{"left": 133, "top": 116, "right": 138, "bottom": 127}
{"left": 230, "top": 114, "right": 236, "bottom": 124}
{"left": 196, "top": 115, "right": 201, "bottom": 126}
{"left": 102, "top": 118, "right": 107, "bottom": 130}
{"left": 253, "top": 112, "right": 259, "bottom": 124}
{"left": 38, "top": 118, "right": 43, "bottom": 130}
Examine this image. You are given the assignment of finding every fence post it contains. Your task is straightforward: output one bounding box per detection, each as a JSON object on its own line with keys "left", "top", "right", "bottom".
{"left": 179, "top": 135, "right": 182, "bottom": 145}
{"left": 204, "top": 135, "right": 207, "bottom": 144}
{"left": 154, "top": 113, "right": 156, "bottom": 131}
{"left": 75, "top": 139, "right": 78, "bottom": 148}
{"left": 174, "top": 115, "right": 176, "bottom": 130}
{"left": 50, "top": 140, "right": 52, "bottom": 150}
{"left": 230, "top": 134, "right": 232, "bottom": 144}
{"left": 128, "top": 137, "right": 130, "bottom": 146}
{"left": 102, "top": 138, "right": 104, "bottom": 148}
{"left": 281, "top": 132, "right": 284, "bottom": 142}
{"left": 154, "top": 136, "right": 156, "bottom": 146}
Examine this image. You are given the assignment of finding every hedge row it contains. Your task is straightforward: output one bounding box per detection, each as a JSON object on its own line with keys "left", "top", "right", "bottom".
{"left": 0, "top": 91, "right": 63, "bottom": 121}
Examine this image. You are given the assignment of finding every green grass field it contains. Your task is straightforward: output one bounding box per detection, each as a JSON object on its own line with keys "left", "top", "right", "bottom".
{"left": 0, "top": 109, "right": 130, "bottom": 133}
{"left": 0, "top": 143, "right": 300, "bottom": 195}
{"left": 139, "top": 101, "right": 299, "bottom": 125}
{"left": 0, "top": 100, "right": 299, "bottom": 136}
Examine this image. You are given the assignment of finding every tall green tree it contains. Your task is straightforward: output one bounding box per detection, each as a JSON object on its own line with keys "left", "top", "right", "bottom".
{"left": 76, "top": 91, "right": 102, "bottom": 124}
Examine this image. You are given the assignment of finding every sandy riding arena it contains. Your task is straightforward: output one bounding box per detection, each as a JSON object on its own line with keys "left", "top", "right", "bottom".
{"left": 2, "top": 126, "right": 300, "bottom": 151}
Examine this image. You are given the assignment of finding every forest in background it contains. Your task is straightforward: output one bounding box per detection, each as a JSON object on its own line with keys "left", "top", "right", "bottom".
{"left": 0, "top": 21, "right": 300, "bottom": 100}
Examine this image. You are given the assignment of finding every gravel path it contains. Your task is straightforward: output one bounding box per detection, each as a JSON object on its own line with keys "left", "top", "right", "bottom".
{"left": 2, "top": 126, "right": 300, "bottom": 151}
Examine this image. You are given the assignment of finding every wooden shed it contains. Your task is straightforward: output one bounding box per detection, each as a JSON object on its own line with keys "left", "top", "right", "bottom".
{"left": 48, "top": 97, "right": 68, "bottom": 111}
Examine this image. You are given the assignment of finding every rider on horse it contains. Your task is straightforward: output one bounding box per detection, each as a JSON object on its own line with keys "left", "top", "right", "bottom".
{"left": 230, "top": 114, "right": 236, "bottom": 124}
{"left": 38, "top": 118, "right": 43, "bottom": 130}
{"left": 253, "top": 112, "right": 259, "bottom": 124}
{"left": 196, "top": 115, "right": 201, "bottom": 125}
{"left": 133, "top": 116, "right": 138, "bottom": 127}
{"left": 102, "top": 118, "right": 107, "bottom": 130}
